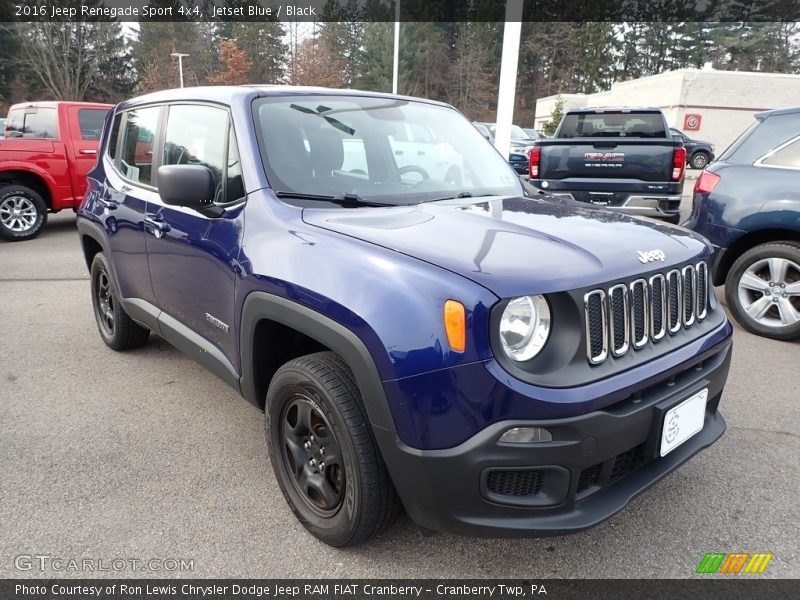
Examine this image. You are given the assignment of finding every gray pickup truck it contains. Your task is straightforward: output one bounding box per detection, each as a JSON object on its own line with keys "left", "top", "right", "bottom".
{"left": 529, "top": 107, "right": 685, "bottom": 223}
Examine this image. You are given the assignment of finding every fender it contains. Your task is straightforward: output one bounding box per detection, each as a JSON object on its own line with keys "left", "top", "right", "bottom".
{"left": 0, "top": 160, "right": 65, "bottom": 205}
{"left": 239, "top": 291, "right": 397, "bottom": 438}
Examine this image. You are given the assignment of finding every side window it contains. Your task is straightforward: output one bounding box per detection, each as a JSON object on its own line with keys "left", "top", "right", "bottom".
{"left": 226, "top": 128, "right": 245, "bottom": 202}
{"left": 760, "top": 137, "right": 800, "bottom": 169}
{"left": 118, "top": 107, "right": 160, "bottom": 186}
{"left": 162, "top": 105, "right": 229, "bottom": 203}
{"left": 5, "top": 107, "right": 57, "bottom": 139}
{"left": 78, "top": 109, "right": 109, "bottom": 140}
{"left": 107, "top": 113, "right": 122, "bottom": 160}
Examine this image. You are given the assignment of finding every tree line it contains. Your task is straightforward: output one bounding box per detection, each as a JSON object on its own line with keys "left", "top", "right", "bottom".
{"left": 1, "top": 2, "right": 798, "bottom": 125}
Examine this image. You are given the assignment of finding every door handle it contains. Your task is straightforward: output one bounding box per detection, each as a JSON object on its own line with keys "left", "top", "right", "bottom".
{"left": 144, "top": 213, "right": 171, "bottom": 234}
{"left": 80, "top": 149, "right": 97, "bottom": 155}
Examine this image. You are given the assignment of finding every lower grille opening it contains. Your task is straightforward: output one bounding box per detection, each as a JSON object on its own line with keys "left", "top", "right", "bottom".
{"left": 576, "top": 463, "right": 602, "bottom": 493}
{"left": 610, "top": 443, "right": 649, "bottom": 481}
{"left": 486, "top": 469, "right": 543, "bottom": 497}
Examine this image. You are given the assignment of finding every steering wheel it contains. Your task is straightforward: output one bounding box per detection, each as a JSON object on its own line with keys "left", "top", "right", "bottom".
{"left": 389, "top": 165, "right": 430, "bottom": 183}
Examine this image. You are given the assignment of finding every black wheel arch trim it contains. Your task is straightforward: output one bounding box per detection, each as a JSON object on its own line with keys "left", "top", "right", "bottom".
{"left": 239, "top": 291, "right": 398, "bottom": 438}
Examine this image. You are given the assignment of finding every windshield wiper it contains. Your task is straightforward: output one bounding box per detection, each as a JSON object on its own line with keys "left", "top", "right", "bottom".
{"left": 424, "top": 192, "right": 495, "bottom": 203}
{"left": 274, "top": 191, "right": 393, "bottom": 208}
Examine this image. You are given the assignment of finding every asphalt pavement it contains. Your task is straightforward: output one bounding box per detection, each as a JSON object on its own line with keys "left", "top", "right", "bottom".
{"left": 1, "top": 196, "right": 798, "bottom": 578}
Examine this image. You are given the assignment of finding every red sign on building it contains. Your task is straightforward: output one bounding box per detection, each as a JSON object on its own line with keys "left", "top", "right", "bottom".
{"left": 684, "top": 114, "right": 702, "bottom": 130}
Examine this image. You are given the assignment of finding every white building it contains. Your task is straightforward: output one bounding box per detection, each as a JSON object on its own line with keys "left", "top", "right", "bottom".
{"left": 534, "top": 67, "right": 800, "bottom": 153}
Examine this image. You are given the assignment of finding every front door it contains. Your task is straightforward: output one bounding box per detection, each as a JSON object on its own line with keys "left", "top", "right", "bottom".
{"left": 144, "top": 104, "right": 246, "bottom": 369}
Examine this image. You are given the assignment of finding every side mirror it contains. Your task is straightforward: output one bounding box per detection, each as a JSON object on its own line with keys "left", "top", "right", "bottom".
{"left": 157, "top": 165, "right": 215, "bottom": 211}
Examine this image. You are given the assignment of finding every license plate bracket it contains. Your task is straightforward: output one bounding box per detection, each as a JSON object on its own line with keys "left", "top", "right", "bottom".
{"left": 645, "top": 383, "right": 710, "bottom": 458}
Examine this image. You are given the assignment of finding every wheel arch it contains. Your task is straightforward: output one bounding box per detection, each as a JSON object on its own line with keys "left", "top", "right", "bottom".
{"left": 0, "top": 168, "right": 55, "bottom": 210}
{"left": 239, "top": 292, "right": 397, "bottom": 437}
{"left": 715, "top": 228, "right": 800, "bottom": 286}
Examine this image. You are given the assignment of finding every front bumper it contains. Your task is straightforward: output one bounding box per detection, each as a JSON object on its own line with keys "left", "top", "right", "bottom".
{"left": 380, "top": 334, "right": 731, "bottom": 537}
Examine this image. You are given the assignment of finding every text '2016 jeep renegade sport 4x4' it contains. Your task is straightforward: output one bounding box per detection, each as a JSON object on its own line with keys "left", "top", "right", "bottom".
{"left": 77, "top": 87, "right": 732, "bottom": 547}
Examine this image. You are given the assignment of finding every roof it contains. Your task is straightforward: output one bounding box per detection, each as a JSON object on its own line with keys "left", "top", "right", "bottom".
{"left": 118, "top": 85, "right": 451, "bottom": 111}
{"left": 565, "top": 106, "right": 662, "bottom": 113}
{"left": 8, "top": 101, "right": 113, "bottom": 110}
{"left": 756, "top": 105, "right": 800, "bottom": 121}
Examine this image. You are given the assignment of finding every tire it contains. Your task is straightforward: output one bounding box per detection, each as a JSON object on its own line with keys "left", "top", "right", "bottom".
{"left": 0, "top": 184, "right": 48, "bottom": 241}
{"left": 725, "top": 242, "right": 800, "bottom": 340}
{"left": 689, "top": 151, "right": 710, "bottom": 170}
{"left": 90, "top": 253, "right": 150, "bottom": 350}
{"left": 266, "top": 351, "right": 400, "bottom": 547}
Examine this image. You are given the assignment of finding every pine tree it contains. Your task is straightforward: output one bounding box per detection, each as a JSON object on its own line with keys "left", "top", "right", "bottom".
{"left": 209, "top": 40, "right": 252, "bottom": 85}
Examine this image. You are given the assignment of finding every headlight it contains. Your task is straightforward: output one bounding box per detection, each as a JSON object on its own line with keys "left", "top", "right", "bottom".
{"left": 498, "top": 295, "right": 551, "bottom": 361}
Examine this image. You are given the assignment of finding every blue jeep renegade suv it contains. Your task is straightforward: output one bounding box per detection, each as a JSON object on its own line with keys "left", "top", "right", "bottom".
{"left": 77, "top": 87, "right": 733, "bottom": 546}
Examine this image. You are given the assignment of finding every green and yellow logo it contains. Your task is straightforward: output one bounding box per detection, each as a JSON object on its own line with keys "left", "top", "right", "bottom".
{"left": 697, "top": 552, "right": 774, "bottom": 574}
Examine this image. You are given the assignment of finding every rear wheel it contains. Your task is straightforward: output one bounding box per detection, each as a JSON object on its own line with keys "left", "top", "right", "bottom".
{"left": 725, "top": 242, "right": 800, "bottom": 340}
{"left": 266, "top": 352, "right": 400, "bottom": 547}
{"left": 90, "top": 253, "right": 150, "bottom": 350}
{"left": 0, "top": 185, "right": 47, "bottom": 241}
{"left": 690, "top": 151, "right": 710, "bottom": 170}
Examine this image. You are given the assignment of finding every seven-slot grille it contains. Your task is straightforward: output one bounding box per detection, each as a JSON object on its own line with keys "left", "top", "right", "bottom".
{"left": 584, "top": 262, "right": 710, "bottom": 364}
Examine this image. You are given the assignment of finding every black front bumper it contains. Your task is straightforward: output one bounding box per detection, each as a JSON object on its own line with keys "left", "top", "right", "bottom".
{"left": 381, "top": 337, "right": 731, "bottom": 537}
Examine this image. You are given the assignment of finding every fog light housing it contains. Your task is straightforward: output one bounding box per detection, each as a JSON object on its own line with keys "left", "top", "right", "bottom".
{"left": 498, "top": 427, "right": 552, "bottom": 444}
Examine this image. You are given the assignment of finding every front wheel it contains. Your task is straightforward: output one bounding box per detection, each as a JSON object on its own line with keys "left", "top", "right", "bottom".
{"left": 266, "top": 352, "right": 400, "bottom": 547}
{"left": 0, "top": 185, "right": 48, "bottom": 241}
{"left": 725, "top": 242, "right": 800, "bottom": 340}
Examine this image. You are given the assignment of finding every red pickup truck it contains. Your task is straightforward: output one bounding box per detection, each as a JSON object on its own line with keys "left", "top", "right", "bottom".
{"left": 0, "top": 101, "right": 112, "bottom": 241}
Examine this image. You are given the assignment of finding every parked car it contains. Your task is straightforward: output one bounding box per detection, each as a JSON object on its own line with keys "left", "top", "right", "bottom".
{"left": 670, "top": 127, "right": 715, "bottom": 169}
{"left": 78, "top": 86, "right": 732, "bottom": 547}
{"left": 685, "top": 106, "right": 800, "bottom": 340}
{"left": 0, "top": 117, "right": 6, "bottom": 139}
{"left": 523, "top": 127, "right": 543, "bottom": 140}
{"left": 528, "top": 107, "right": 685, "bottom": 223}
{"left": 474, "top": 122, "right": 534, "bottom": 175}
{"left": 0, "top": 101, "right": 112, "bottom": 241}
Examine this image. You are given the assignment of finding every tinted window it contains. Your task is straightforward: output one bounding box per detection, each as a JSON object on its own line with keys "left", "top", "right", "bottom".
{"left": 557, "top": 112, "right": 666, "bottom": 138}
{"left": 226, "top": 127, "right": 245, "bottom": 202}
{"left": 163, "top": 105, "right": 229, "bottom": 203}
{"left": 78, "top": 109, "right": 109, "bottom": 140}
{"left": 107, "top": 113, "right": 122, "bottom": 160}
{"left": 5, "top": 107, "right": 57, "bottom": 139}
{"left": 761, "top": 137, "right": 800, "bottom": 168}
{"left": 118, "top": 107, "right": 161, "bottom": 186}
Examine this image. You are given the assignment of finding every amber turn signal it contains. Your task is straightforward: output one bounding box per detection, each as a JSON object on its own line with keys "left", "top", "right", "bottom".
{"left": 444, "top": 300, "right": 466, "bottom": 353}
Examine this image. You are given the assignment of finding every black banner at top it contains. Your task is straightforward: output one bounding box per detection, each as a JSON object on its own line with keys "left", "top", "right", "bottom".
{"left": 1, "top": 0, "right": 799, "bottom": 23}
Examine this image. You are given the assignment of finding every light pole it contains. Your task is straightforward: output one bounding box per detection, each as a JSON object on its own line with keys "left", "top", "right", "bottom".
{"left": 170, "top": 53, "right": 189, "bottom": 88}
{"left": 392, "top": 0, "right": 400, "bottom": 94}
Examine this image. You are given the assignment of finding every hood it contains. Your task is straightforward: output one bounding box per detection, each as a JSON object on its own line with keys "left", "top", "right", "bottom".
{"left": 302, "top": 196, "right": 709, "bottom": 298}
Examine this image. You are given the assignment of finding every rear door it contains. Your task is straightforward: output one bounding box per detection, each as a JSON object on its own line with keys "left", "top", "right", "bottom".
{"left": 92, "top": 105, "right": 162, "bottom": 306}
{"left": 65, "top": 105, "right": 111, "bottom": 201}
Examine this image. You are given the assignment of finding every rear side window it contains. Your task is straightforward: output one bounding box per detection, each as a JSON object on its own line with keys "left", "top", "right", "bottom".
{"left": 720, "top": 113, "right": 800, "bottom": 165}
{"left": 5, "top": 107, "right": 57, "bottom": 139}
{"left": 78, "top": 109, "right": 109, "bottom": 140}
{"left": 759, "top": 136, "right": 800, "bottom": 169}
{"left": 118, "top": 107, "right": 161, "bottom": 186}
{"left": 107, "top": 113, "right": 122, "bottom": 160}
{"left": 557, "top": 112, "right": 667, "bottom": 138}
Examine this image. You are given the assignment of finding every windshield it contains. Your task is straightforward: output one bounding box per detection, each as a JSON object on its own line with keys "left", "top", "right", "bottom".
{"left": 253, "top": 96, "right": 522, "bottom": 205}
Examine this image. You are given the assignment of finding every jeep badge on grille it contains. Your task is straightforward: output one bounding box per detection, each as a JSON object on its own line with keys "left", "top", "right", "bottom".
{"left": 637, "top": 249, "right": 666, "bottom": 263}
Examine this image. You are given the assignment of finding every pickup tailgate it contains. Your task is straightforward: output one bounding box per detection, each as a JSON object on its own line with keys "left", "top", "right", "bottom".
{"left": 538, "top": 138, "right": 680, "bottom": 182}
